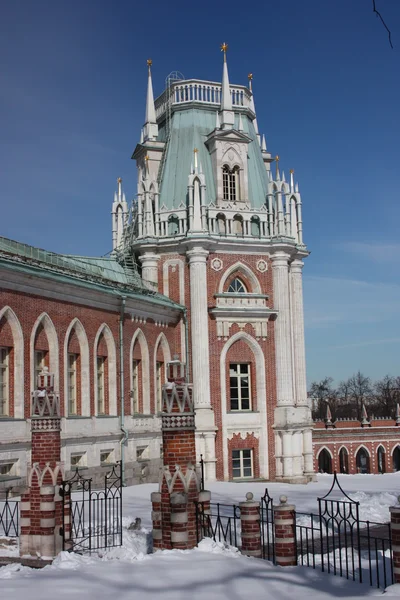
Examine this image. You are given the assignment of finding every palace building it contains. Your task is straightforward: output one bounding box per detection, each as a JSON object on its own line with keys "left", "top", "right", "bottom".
{"left": 0, "top": 47, "right": 314, "bottom": 488}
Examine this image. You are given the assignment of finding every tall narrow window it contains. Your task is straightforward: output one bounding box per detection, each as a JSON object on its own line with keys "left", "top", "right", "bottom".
{"left": 0, "top": 347, "right": 9, "bottom": 416}
{"left": 229, "top": 363, "right": 251, "bottom": 411}
{"left": 132, "top": 359, "right": 139, "bottom": 414}
{"left": 228, "top": 278, "right": 247, "bottom": 294}
{"left": 68, "top": 353, "right": 77, "bottom": 415}
{"left": 97, "top": 356, "right": 105, "bottom": 414}
{"left": 222, "top": 165, "right": 239, "bottom": 201}
{"left": 232, "top": 449, "right": 253, "bottom": 479}
{"left": 34, "top": 350, "right": 46, "bottom": 386}
{"left": 156, "top": 361, "right": 164, "bottom": 413}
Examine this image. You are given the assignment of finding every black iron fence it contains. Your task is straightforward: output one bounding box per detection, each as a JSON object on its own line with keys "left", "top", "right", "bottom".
{"left": 260, "top": 488, "right": 275, "bottom": 562}
{"left": 60, "top": 463, "right": 123, "bottom": 553}
{"left": 195, "top": 501, "right": 241, "bottom": 547}
{"left": 0, "top": 491, "right": 19, "bottom": 537}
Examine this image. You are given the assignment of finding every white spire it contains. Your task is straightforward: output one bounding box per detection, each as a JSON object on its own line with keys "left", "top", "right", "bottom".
{"left": 111, "top": 177, "right": 128, "bottom": 251}
{"left": 143, "top": 59, "right": 158, "bottom": 141}
{"left": 248, "top": 73, "right": 260, "bottom": 142}
{"left": 261, "top": 134, "right": 267, "bottom": 152}
{"left": 282, "top": 170, "right": 286, "bottom": 183}
{"left": 219, "top": 43, "right": 234, "bottom": 130}
{"left": 290, "top": 170, "right": 294, "bottom": 192}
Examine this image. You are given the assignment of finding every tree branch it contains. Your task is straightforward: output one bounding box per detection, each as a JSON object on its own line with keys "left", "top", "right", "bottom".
{"left": 372, "top": 0, "right": 394, "bottom": 49}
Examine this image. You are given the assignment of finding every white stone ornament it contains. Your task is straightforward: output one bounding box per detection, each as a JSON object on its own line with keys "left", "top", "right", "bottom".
{"left": 256, "top": 259, "right": 268, "bottom": 273}
{"left": 211, "top": 258, "right": 223, "bottom": 271}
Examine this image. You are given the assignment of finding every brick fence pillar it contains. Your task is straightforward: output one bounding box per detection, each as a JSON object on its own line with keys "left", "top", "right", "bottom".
{"left": 390, "top": 501, "right": 400, "bottom": 583}
{"left": 273, "top": 494, "right": 297, "bottom": 567}
{"left": 19, "top": 368, "right": 63, "bottom": 558}
{"left": 151, "top": 492, "right": 162, "bottom": 550}
{"left": 152, "top": 357, "right": 212, "bottom": 551}
{"left": 239, "top": 492, "right": 262, "bottom": 558}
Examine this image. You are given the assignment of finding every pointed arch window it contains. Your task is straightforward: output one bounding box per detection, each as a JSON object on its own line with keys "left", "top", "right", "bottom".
{"left": 222, "top": 165, "right": 240, "bottom": 201}
{"left": 0, "top": 347, "right": 9, "bottom": 416}
{"left": 228, "top": 278, "right": 247, "bottom": 294}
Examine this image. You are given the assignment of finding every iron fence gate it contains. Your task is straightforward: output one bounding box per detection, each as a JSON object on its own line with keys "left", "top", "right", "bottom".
{"left": 0, "top": 491, "right": 19, "bottom": 537}
{"left": 60, "top": 463, "right": 123, "bottom": 553}
{"left": 296, "top": 472, "right": 393, "bottom": 589}
{"left": 260, "top": 488, "right": 275, "bottom": 562}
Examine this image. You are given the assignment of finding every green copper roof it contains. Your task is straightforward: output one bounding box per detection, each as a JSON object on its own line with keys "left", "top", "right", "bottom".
{"left": 158, "top": 108, "right": 268, "bottom": 210}
{"left": 0, "top": 235, "right": 182, "bottom": 310}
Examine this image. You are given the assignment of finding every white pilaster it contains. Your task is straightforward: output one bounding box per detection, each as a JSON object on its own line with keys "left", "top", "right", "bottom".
{"left": 303, "top": 428, "right": 314, "bottom": 476}
{"left": 187, "top": 246, "right": 216, "bottom": 481}
{"left": 282, "top": 431, "right": 293, "bottom": 478}
{"left": 290, "top": 259, "right": 308, "bottom": 406}
{"left": 271, "top": 252, "right": 294, "bottom": 406}
{"left": 139, "top": 253, "right": 160, "bottom": 290}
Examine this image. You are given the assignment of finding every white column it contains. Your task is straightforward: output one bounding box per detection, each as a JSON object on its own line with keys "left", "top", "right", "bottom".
{"left": 290, "top": 259, "right": 308, "bottom": 406}
{"left": 139, "top": 253, "right": 160, "bottom": 291}
{"left": 303, "top": 428, "right": 314, "bottom": 476}
{"left": 271, "top": 252, "right": 294, "bottom": 406}
{"left": 282, "top": 431, "right": 293, "bottom": 478}
{"left": 187, "top": 248, "right": 211, "bottom": 409}
{"left": 187, "top": 247, "right": 216, "bottom": 481}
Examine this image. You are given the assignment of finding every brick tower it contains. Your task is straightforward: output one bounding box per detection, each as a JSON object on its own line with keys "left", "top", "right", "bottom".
{"left": 122, "top": 44, "right": 314, "bottom": 483}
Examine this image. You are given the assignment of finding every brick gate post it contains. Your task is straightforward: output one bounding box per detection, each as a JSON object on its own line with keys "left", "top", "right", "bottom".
{"left": 151, "top": 357, "right": 212, "bottom": 550}
{"left": 239, "top": 492, "right": 262, "bottom": 558}
{"left": 19, "top": 368, "right": 63, "bottom": 558}
{"left": 273, "top": 495, "right": 297, "bottom": 567}
{"left": 390, "top": 501, "right": 400, "bottom": 583}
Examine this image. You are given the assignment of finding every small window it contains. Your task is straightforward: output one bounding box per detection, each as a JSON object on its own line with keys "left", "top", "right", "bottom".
{"left": 229, "top": 363, "right": 251, "bottom": 411}
{"left": 97, "top": 356, "right": 106, "bottom": 414}
{"left": 131, "top": 359, "right": 139, "bottom": 414}
{"left": 70, "top": 453, "right": 86, "bottom": 469}
{"left": 232, "top": 449, "right": 253, "bottom": 479}
{"left": 68, "top": 353, "right": 78, "bottom": 415}
{"left": 156, "top": 361, "right": 164, "bottom": 413}
{"left": 222, "top": 165, "right": 240, "bottom": 202}
{"left": 100, "top": 450, "right": 114, "bottom": 466}
{"left": 0, "top": 347, "right": 10, "bottom": 416}
{"left": 228, "top": 278, "right": 247, "bottom": 294}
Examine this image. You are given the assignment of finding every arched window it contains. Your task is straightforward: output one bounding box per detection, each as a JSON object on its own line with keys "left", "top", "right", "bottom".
{"left": 250, "top": 216, "right": 260, "bottom": 237}
{"left": 339, "top": 447, "right": 349, "bottom": 474}
{"left": 377, "top": 446, "right": 386, "bottom": 474}
{"left": 356, "top": 447, "right": 370, "bottom": 474}
{"left": 393, "top": 446, "right": 400, "bottom": 472}
{"left": 228, "top": 278, "right": 247, "bottom": 294}
{"left": 222, "top": 165, "right": 240, "bottom": 201}
{"left": 0, "top": 307, "right": 24, "bottom": 419}
{"left": 168, "top": 214, "right": 179, "bottom": 236}
{"left": 64, "top": 319, "right": 90, "bottom": 417}
{"left": 318, "top": 448, "right": 332, "bottom": 474}
{"left": 232, "top": 214, "right": 243, "bottom": 235}
{"left": 216, "top": 213, "right": 226, "bottom": 234}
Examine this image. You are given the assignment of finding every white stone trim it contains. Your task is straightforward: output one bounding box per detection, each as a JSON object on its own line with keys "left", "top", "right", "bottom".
{"left": 220, "top": 331, "right": 268, "bottom": 480}
{"left": 391, "top": 444, "right": 400, "bottom": 457}
{"left": 218, "top": 261, "right": 261, "bottom": 294}
{"left": 64, "top": 318, "right": 90, "bottom": 417}
{"left": 316, "top": 446, "right": 333, "bottom": 459}
{"left": 354, "top": 444, "right": 371, "bottom": 457}
{"left": 129, "top": 328, "right": 150, "bottom": 414}
{"left": 0, "top": 305, "right": 24, "bottom": 418}
{"left": 162, "top": 258, "right": 186, "bottom": 360}
{"left": 93, "top": 323, "right": 117, "bottom": 416}
{"left": 154, "top": 332, "right": 171, "bottom": 413}
{"left": 30, "top": 312, "right": 59, "bottom": 393}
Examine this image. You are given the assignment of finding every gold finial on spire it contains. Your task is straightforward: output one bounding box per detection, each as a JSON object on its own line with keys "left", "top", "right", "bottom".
{"left": 117, "top": 177, "right": 122, "bottom": 183}
{"left": 147, "top": 58, "right": 152, "bottom": 68}
{"left": 289, "top": 169, "right": 294, "bottom": 174}
{"left": 275, "top": 155, "right": 280, "bottom": 178}
{"left": 145, "top": 155, "right": 149, "bottom": 161}
{"left": 193, "top": 148, "right": 198, "bottom": 153}
{"left": 248, "top": 73, "right": 253, "bottom": 81}
{"left": 221, "top": 42, "right": 228, "bottom": 53}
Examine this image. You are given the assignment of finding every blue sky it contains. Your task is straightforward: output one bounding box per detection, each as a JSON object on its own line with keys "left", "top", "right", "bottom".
{"left": 1, "top": 0, "right": 400, "bottom": 384}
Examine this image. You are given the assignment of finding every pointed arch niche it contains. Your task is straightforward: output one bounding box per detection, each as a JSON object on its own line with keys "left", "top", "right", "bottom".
{"left": 218, "top": 262, "right": 262, "bottom": 295}
{"left": 220, "top": 332, "right": 268, "bottom": 480}
{"left": 30, "top": 313, "right": 59, "bottom": 393}
{"left": 94, "top": 324, "right": 117, "bottom": 416}
{"left": 64, "top": 319, "right": 90, "bottom": 417}
{"left": 129, "top": 329, "right": 150, "bottom": 415}
{"left": 154, "top": 333, "right": 171, "bottom": 414}
{"left": 0, "top": 307, "right": 24, "bottom": 418}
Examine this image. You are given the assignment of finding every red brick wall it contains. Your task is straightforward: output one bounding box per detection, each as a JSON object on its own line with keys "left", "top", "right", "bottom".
{"left": 0, "top": 287, "right": 179, "bottom": 420}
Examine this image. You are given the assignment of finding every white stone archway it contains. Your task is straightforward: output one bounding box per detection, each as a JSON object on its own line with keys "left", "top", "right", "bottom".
{"left": 154, "top": 332, "right": 171, "bottom": 414}
{"left": 129, "top": 328, "right": 150, "bottom": 414}
{"left": 93, "top": 324, "right": 117, "bottom": 416}
{"left": 0, "top": 306, "right": 24, "bottom": 419}
{"left": 30, "top": 312, "right": 59, "bottom": 393}
{"left": 219, "top": 331, "right": 267, "bottom": 479}
{"left": 64, "top": 318, "right": 90, "bottom": 417}
{"left": 218, "top": 261, "right": 261, "bottom": 294}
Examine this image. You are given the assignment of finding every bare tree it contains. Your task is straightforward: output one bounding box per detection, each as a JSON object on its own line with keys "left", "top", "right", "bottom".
{"left": 309, "top": 377, "right": 338, "bottom": 420}
{"left": 372, "top": 375, "right": 400, "bottom": 417}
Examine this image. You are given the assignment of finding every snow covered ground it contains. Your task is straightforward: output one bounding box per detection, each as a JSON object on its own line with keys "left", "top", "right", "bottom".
{"left": 1, "top": 473, "right": 400, "bottom": 599}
